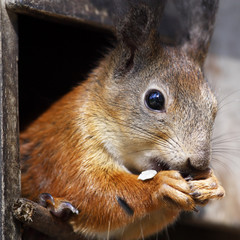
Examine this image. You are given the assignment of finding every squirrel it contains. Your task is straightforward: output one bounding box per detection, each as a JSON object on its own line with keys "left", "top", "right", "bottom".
{"left": 20, "top": 0, "right": 225, "bottom": 239}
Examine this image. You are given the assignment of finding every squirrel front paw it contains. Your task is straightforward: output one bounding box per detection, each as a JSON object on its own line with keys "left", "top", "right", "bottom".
{"left": 188, "top": 169, "right": 225, "bottom": 206}
{"left": 39, "top": 193, "right": 79, "bottom": 221}
{"left": 155, "top": 170, "right": 195, "bottom": 211}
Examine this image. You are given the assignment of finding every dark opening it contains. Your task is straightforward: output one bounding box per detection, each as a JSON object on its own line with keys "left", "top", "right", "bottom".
{"left": 18, "top": 15, "right": 115, "bottom": 130}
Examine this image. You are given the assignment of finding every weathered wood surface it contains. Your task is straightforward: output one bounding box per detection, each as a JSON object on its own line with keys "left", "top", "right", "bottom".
{"left": 5, "top": 0, "right": 184, "bottom": 41}
{"left": 0, "top": 0, "right": 20, "bottom": 239}
{"left": 5, "top": 0, "right": 219, "bottom": 45}
{"left": 6, "top": 0, "right": 114, "bottom": 29}
{"left": 13, "top": 198, "right": 80, "bottom": 240}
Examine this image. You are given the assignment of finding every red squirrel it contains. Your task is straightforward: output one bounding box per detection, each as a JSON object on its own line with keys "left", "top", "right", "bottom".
{"left": 20, "top": 0, "right": 225, "bottom": 239}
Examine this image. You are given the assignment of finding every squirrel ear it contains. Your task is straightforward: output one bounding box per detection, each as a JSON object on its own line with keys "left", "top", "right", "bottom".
{"left": 115, "top": 0, "right": 166, "bottom": 49}
{"left": 113, "top": 0, "right": 166, "bottom": 73}
{"left": 175, "top": 0, "right": 219, "bottom": 67}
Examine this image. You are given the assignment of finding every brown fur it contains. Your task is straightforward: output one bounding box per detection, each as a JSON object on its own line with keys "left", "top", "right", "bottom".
{"left": 21, "top": 1, "right": 224, "bottom": 239}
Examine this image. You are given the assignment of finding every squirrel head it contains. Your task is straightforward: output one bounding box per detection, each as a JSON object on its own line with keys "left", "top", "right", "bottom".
{"left": 89, "top": 0, "right": 219, "bottom": 175}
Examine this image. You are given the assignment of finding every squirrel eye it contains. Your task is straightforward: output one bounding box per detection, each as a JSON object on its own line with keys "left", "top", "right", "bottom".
{"left": 145, "top": 90, "right": 165, "bottom": 111}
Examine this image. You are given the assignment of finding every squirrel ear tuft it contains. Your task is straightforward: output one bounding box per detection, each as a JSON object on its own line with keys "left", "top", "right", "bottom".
{"left": 115, "top": 0, "right": 166, "bottom": 51}
{"left": 113, "top": 0, "right": 166, "bottom": 75}
{"left": 175, "top": 0, "right": 219, "bottom": 67}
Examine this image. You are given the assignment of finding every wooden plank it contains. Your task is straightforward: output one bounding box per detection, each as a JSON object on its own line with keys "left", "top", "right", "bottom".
{"left": 4, "top": 0, "right": 195, "bottom": 43}
{"left": 13, "top": 198, "right": 80, "bottom": 239}
{"left": 6, "top": 0, "right": 114, "bottom": 29}
{"left": 0, "top": 0, "right": 21, "bottom": 239}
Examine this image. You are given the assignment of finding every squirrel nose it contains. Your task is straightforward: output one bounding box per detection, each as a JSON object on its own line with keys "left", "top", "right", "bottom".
{"left": 186, "top": 152, "right": 210, "bottom": 171}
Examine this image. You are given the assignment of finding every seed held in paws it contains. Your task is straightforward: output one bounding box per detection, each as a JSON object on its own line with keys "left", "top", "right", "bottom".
{"left": 138, "top": 170, "right": 157, "bottom": 181}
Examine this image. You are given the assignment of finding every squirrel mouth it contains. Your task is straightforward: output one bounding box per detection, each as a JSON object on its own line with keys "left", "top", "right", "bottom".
{"left": 149, "top": 157, "right": 209, "bottom": 180}
{"left": 125, "top": 158, "right": 170, "bottom": 175}
{"left": 150, "top": 158, "right": 170, "bottom": 172}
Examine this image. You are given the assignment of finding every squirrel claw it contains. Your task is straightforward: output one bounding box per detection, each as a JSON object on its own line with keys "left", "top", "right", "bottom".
{"left": 39, "top": 193, "right": 79, "bottom": 221}
{"left": 50, "top": 201, "right": 79, "bottom": 221}
{"left": 39, "top": 193, "right": 55, "bottom": 208}
{"left": 188, "top": 169, "right": 225, "bottom": 206}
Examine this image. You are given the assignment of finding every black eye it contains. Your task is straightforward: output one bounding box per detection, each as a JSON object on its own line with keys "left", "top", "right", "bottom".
{"left": 145, "top": 90, "right": 165, "bottom": 111}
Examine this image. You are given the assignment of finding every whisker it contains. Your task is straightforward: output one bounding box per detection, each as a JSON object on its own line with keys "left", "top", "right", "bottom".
{"left": 83, "top": 112, "right": 171, "bottom": 149}
{"left": 217, "top": 99, "right": 240, "bottom": 113}
{"left": 107, "top": 221, "right": 111, "bottom": 240}
{"left": 211, "top": 158, "right": 237, "bottom": 175}
{"left": 211, "top": 135, "right": 240, "bottom": 147}
{"left": 212, "top": 140, "right": 240, "bottom": 146}
{"left": 212, "top": 145, "right": 240, "bottom": 152}
{"left": 110, "top": 119, "right": 171, "bottom": 149}
{"left": 121, "top": 147, "right": 172, "bottom": 161}
{"left": 140, "top": 222, "right": 145, "bottom": 240}
{"left": 216, "top": 107, "right": 240, "bottom": 118}
{"left": 212, "top": 147, "right": 240, "bottom": 152}
{"left": 97, "top": 113, "right": 172, "bottom": 149}
{"left": 124, "top": 148, "right": 162, "bottom": 156}
{"left": 95, "top": 94, "right": 179, "bottom": 149}
{"left": 212, "top": 151, "right": 240, "bottom": 160}
{"left": 212, "top": 132, "right": 240, "bottom": 141}
{"left": 217, "top": 89, "right": 240, "bottom": 107}
{"left": 212, "top": 153, "right": 240, "bottom": 166}
{"left": 163, "top": 131, "right": 181, "bottom": 149}
{"left": 163, "top": 227, "right": 170, "bottom": 240}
